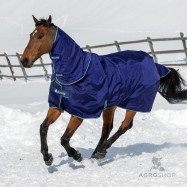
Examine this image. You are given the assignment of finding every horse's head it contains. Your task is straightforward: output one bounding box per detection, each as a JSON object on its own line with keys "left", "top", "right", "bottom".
{"left": 21, "top": 15, "right": 56, "bottom": 68}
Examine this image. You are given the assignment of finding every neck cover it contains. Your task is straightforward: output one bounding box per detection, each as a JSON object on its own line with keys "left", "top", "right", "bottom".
{"left": 50, "top": 27, "right": 91, "bottom": 85}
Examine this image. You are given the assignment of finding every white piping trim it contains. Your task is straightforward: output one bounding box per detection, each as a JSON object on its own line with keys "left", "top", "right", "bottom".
{"left": 56, "top": 53, "right": 92, "bottom": 86}
{"left": 54, "top": 27, "right": 58, "bottom": 43}
{"left": 54, "top": 79, "right": 64, "bottom": 111}
{"left": 160, "top": 69, "right": 171, "bottom": 78}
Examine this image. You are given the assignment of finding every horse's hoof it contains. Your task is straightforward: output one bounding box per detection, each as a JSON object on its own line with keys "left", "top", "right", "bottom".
{"left": 45, "top": 153, "right": 54, "bottom": 166}
{"left": 73, "top": 152, "right": 83, "bottom": 162}
{"left": 90, "top": 154, "right": 97, "bottom": 159}
{"left": 93, "top": 151, "right": 107, "bottom": 159}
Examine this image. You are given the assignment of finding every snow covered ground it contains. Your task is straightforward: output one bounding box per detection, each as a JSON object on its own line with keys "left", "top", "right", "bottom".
{"left": 0, "top": 0, "right": 187, "bottom": 187}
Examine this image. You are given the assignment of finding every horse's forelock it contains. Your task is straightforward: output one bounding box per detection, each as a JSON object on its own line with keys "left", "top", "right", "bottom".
{"left": 35, "top": 19, "right": 47, "bottom": 27}
{"left": 35, "top": 19, "right": 56, "bottom": 28}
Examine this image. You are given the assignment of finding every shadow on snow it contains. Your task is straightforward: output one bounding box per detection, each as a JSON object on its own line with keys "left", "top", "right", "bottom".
{"left": 47, "top": 142, "right": 187, "bottom": 173}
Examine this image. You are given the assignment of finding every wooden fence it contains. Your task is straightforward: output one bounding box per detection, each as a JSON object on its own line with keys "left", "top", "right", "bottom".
{"left": 0, "top": 53, "right": 51, "bottom": 81}
{"left": 0, "top": 32, "right": 187, "bottom": 81}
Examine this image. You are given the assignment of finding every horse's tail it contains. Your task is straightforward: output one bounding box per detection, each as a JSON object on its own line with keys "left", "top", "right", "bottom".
{"left": 158, "top": 67, "right": 187, "bottom": 103}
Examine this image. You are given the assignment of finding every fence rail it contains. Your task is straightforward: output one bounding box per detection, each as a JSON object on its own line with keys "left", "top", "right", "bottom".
{"left": 1, "top": 32, "right": 187, "bottom": 81}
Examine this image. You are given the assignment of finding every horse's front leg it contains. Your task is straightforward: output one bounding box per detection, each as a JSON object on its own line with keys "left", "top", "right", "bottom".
{"left": 91, "top": 107, "right": 116, "bottom": 159}
{"left": 61, "top": 116, "right": 83, "bottom": 162}
{"left": 40, "top": 108, "right": 61, "bottom": 166}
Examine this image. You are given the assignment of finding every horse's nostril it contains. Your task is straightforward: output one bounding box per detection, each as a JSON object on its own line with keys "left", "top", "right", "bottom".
{"left": 22, "top": 58, "right": 29, "bottom": 66}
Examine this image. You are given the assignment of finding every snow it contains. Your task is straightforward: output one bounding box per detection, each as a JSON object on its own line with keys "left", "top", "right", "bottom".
{"left": 0, "top": 0, "right": 187, "bottom": 187}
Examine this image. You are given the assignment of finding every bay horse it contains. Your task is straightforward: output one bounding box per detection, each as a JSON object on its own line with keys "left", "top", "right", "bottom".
{"left": 21, "top": 16, "right": 187, "bottom": 166}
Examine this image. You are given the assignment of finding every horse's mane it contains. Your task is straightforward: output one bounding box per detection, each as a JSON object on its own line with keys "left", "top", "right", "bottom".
{"left": 35, "top": 19, "right": 57, "bottom": 28}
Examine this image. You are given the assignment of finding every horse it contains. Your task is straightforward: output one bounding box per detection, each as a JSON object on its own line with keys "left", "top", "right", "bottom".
{"left": 20, "top": 15, "right": 187, "bottom": 166}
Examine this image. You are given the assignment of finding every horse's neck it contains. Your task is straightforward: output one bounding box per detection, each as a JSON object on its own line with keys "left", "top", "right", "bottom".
{"left": 50, "top": 27, "right": 83, "bottom": 60}
{"left": 50, "top": 27, "right": 90, "bottom": 84}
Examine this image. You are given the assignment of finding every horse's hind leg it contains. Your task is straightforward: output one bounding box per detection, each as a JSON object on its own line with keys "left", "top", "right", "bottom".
{"left": 91, "top": 107, "right": 116, "bottom": 159}
{"left": 61, "top": 116, "right": 83, "bottom": 162}
{"left": 96, "top": 110, "right": 136, "bottom": 159}
{"left": 40, "top": 108, "right": 61, "bottom": 166}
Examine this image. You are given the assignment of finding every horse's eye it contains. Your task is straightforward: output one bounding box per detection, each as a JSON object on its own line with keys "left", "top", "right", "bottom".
{"left": 38, "top": 35, "right": 43, "bottom": 40}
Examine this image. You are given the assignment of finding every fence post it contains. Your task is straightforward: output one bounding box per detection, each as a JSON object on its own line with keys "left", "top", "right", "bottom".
{"left": 16, "top": 53, "right": 28, "bottom": 81}
{"left": 114, "top": 41, "right": 121, "bottom": 52}
{"left": 85, "top": 45, "right": 92, "bottom": 52}
{"left": 147, "top": 37, "right": 158, "bottom": 63}
{"left": 180, "top": 32, "right": 187, "bottom": 59}
{"left": 4, "top": 53, "right": 16, "bottom": 81}
{"left": 39, "top": 57, "right": 50, "bottom": 80}
{"left": 0, "top": 69, "right": 2, "bottom": 80}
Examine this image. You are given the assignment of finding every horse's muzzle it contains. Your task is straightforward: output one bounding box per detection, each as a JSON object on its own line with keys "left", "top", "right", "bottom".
{"left": 21, "top": 58, "right": 32, "bottom": 68}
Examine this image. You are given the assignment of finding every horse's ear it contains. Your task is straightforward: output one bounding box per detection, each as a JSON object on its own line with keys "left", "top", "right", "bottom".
{"left": 32, "top": 15, "right": 39, "bottom": 24}
{"left": 46, "top": 15, "right": 52, "bottom": 27}
{"left": 48, "top": 15, "right": 52, "bottom": 24}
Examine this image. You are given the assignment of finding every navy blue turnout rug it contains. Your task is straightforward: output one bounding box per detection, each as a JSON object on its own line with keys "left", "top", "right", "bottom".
{"left": 48, "top": 27, "right": 170, "bottom": 119}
